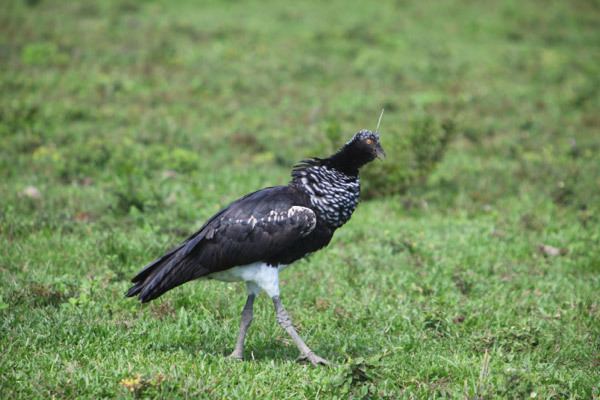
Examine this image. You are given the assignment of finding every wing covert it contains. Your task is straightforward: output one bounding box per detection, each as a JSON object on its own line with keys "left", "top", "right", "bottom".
{"left": 196, "top": 205, "right": 316, "bottom": 270}
{"left": 168, "top": 185, "right": 315, "bottom": 273}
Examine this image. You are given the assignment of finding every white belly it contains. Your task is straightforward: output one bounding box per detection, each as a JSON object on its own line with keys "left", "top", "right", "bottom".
{"left": 206, "top": 262, "right": 288, "bottom": 297}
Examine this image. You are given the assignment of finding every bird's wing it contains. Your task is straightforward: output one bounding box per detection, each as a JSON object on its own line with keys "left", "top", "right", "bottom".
{"left": 131, "top": 186, "right": 287, "bottom": 283}
{"left": 192, "top": 201, "right": 317, "bottom": 271}
{"left": 128, "top": 186, "right": 316, "bottom": 301}
{"left": 177, "top": 186, "right": 314, "bottom": 267}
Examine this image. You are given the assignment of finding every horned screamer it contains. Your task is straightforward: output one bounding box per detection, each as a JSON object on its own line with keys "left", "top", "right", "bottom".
{"left": 127, "top": 126, "right": 385, "bottom": 366}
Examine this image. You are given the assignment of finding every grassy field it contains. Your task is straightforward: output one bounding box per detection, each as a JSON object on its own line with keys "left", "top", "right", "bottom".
{"left": 1, "top": 0, "right": 599, "bottom": 398}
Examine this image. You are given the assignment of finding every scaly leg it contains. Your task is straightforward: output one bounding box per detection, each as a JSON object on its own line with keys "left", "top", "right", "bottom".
{"left": 272, "top": 295, "right": 329, "bottom": 366}
{"left": 228, "top": 293, "right": 256, "bottom": 360}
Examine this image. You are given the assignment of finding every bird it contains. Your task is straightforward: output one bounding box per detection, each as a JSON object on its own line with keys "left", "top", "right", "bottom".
{"left": 126, "top": 128, "right": 385, "bottom": 366}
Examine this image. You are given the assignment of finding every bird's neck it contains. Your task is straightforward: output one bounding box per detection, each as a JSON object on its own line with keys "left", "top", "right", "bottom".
{"left": 325, "top": 145, "right": 370, "bottom": 176}
{"left": 290, "top": 160, "right": 360, "bottom": 228}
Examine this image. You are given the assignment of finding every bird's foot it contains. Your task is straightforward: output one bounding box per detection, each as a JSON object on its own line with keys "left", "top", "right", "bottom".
{"left": 297, "top": 352, "right": 330, "bottom": 367}
{"left": 227, "top": 351, "right": 244, "bottom": 361}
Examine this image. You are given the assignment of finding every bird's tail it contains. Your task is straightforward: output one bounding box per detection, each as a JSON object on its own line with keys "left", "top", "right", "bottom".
{"left": 125, "top": 247, "right": 201, "bottom": 303}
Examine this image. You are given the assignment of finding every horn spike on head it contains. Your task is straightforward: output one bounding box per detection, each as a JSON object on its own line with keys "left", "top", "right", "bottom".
{"left": 376, "top": 108, "right": 385, "bottom": 133}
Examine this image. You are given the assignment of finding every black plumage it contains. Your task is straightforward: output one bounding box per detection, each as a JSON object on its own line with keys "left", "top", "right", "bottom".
{"left": 126, "top": 129, "right": 385, "bottom": 365}
{"left": 127, "top": 187, "right": 322, "bottom": 302}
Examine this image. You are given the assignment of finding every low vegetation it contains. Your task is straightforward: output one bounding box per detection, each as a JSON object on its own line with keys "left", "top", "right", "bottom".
{"left": 1, "top": 0, "right": 598, "bottom": 398}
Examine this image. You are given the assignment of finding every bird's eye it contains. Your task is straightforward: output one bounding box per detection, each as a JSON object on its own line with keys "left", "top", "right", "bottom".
{"left": 365, "top": 139, "right": 373, "bottom": 145}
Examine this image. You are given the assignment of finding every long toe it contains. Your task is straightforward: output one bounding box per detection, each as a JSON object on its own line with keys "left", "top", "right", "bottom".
{"left": 297, "top": 353, "right": 330, "bottom": 367}
{"left": 227, "top": 352, "right": 244, "bottom": 361}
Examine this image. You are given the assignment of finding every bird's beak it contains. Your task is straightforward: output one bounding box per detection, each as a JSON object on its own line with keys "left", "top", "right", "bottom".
{"left": 375, "top": 143, "right": 386, "bottom": 159}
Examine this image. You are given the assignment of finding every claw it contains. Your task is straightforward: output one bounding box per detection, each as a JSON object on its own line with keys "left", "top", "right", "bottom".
{"left": 297, "top": 352, "right": 330, "bottom": 366}
{"left": 227, "top": 352, "right": 244, "bottom": 361}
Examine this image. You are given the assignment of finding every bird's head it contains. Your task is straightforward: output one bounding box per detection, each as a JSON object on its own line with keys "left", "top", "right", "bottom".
{"left": 326, "top": 129, "right": 385, "bottom": 175}
{"left": 346, "top": 129, "right": 386, "bottom": 161}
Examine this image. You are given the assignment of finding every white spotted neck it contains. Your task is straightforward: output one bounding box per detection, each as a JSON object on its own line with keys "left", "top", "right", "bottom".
{"left": 292, "top": 163, "right": 360, "bottom": 228}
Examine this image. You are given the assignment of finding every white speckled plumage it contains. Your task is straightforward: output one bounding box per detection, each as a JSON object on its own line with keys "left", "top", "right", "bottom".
{"left": 292, "top": 164, "right": 360, "bottom": 228}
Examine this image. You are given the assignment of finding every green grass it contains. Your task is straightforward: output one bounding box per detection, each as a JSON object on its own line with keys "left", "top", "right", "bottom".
{"left": 1, "top": 0, "right": 599, "bottom": 398}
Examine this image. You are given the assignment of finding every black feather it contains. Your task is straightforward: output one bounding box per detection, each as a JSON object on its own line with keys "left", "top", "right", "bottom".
{"left": 127, "top": 186, "right": 321, "bottom": 302}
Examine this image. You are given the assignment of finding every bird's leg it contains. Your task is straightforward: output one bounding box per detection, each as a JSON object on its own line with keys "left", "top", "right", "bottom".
{"left": 228, "top": 294, "right": 255, "bottom": 360}
{"left": 272, "top": 295, "right": 329, "bottom": 366}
